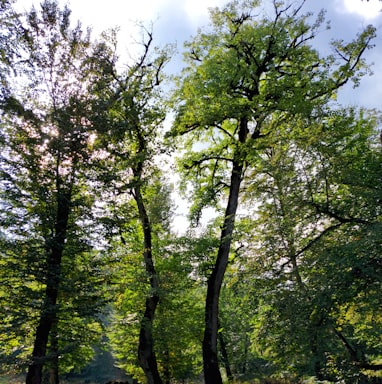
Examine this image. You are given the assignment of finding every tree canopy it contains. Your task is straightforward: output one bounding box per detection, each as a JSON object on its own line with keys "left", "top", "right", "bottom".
{"left": 0, "top": 1, "right": 381, "bottom": 384}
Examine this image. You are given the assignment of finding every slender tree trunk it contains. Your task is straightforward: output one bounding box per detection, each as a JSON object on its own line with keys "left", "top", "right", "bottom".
{"left": 134, "top": 177, "right": 163, "bottom": 384}
{"left": 26, "top": 189, "right": 71, "bottom": 384}
{"left": 202, "top": 118, "right": 247, "bottom": 384}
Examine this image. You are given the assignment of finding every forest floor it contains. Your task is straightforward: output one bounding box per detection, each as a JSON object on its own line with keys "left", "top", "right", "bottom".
{"left": 0, "top": 378, "right": 336, "bottom": 384}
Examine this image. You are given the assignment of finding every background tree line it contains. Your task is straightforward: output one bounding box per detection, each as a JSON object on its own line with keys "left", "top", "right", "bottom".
{"left": 0, "top": 0, "right": 381, "bottom": 383}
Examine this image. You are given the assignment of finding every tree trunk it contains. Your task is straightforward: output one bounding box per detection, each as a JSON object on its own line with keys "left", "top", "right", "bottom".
{"left": 134, "top": 179, "right": 163, "bottom": 384}
{"left": 202, "top": 118, "right": 247, "bottom": 384}
{"left": 26, "top": 189, "right": 71, "bottom": 384}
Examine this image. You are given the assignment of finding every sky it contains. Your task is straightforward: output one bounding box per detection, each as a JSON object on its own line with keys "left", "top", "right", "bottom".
{"left": 14, "top": 0, "right": 382, "bottom": 108}
{"left": 13, "top": 0, "right": 382, "bottom": 232}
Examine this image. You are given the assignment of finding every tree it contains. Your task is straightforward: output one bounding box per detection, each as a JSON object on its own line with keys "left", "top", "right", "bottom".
{"left": 171, "top": 1, "right": 375, "bottom": 382}
{"left": 244, "top": 107, "right": 382, "bottom": 381}
{"left": 0, "top": 2, "right": 115, "bottom": 382}
{"left": 90, "top": 28, "right": 172, "bottom": 384}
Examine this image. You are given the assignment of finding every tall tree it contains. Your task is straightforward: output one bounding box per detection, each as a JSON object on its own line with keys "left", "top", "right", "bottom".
{"left": 171, "top": 1, "right": 375, "bottom": 382}
{"left": 91, "top": 29, "right": 171, "bottom": 384}
{"left": 0, "top": 2, "right": 115, "bottom": 382}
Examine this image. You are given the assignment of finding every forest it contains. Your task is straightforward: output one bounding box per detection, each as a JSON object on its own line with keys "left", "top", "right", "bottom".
{"left": 0, "top": 0, "right": 381, "bottom": 383}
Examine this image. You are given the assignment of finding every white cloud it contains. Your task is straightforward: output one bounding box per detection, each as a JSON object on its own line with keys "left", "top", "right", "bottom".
{"left": 340, "top": 0, "right": 382, "bottom": 19}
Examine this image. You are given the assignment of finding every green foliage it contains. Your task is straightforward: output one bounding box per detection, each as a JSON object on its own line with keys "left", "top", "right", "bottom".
{"left": 0, "top": 1, "right": 381, "bottom": 383}
{"left": 242, "top": 108, "right": 382, "bottom": 381}
{"left": 0, "top": 0, "right": 21, "bottom": 101}
{"left": 171, "top": 0, "right": 376, "bottom": 236}
{"left": 154, "top": 245, "right": 205, "bottom": 382}
{"left": 107, "top": 198, "right": 207, "bottom": 382}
